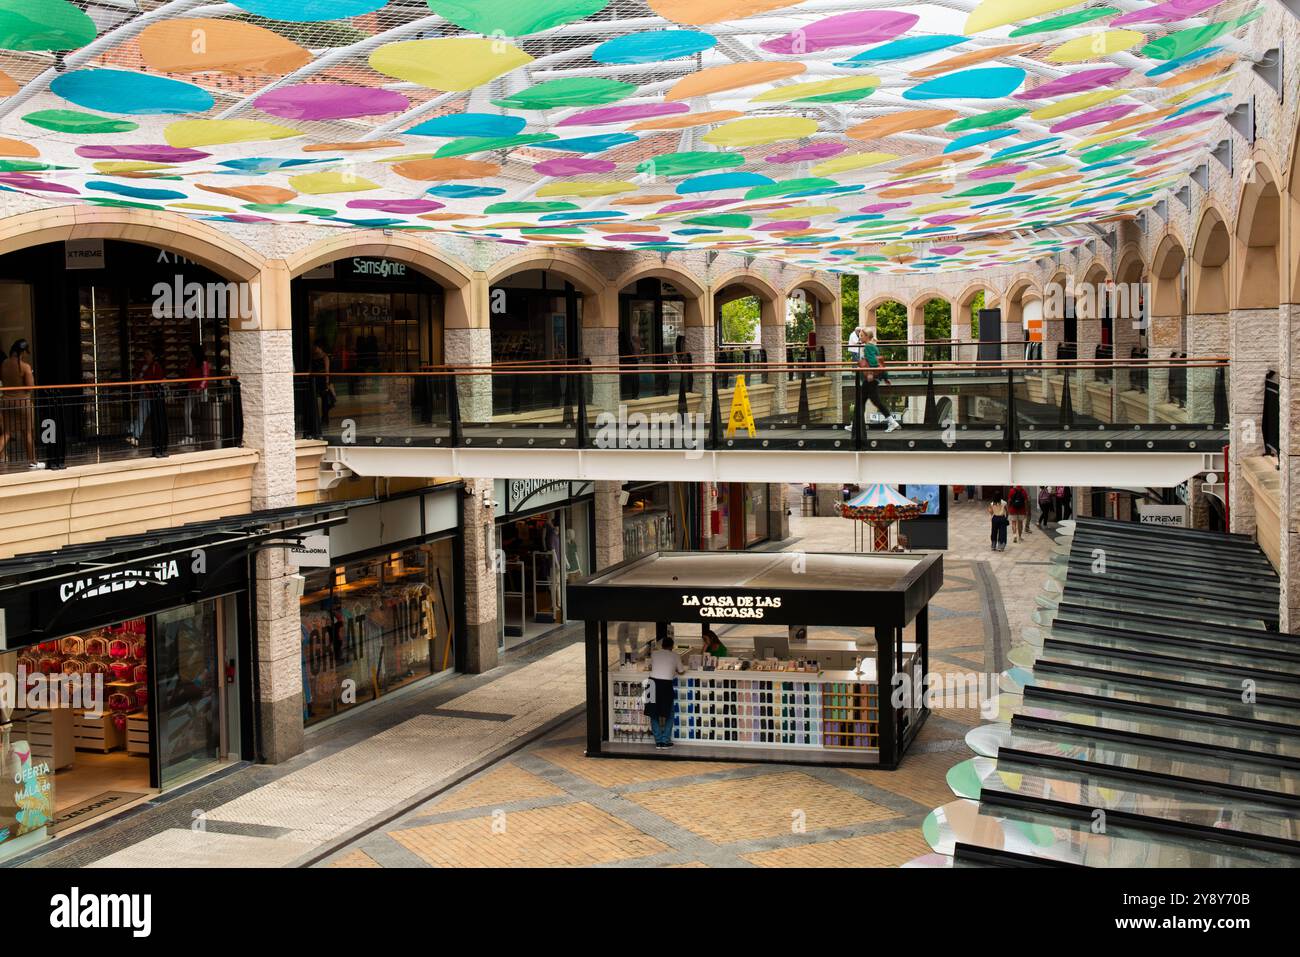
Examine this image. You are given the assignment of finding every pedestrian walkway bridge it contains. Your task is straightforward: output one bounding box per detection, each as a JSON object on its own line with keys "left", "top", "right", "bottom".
{"left": 300, "top": 359, "right": 1229, "bottom": 485}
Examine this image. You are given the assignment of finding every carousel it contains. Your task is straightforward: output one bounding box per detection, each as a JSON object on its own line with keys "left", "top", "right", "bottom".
{"left": 838, "top": 483, "right": 927, "bottom": 553}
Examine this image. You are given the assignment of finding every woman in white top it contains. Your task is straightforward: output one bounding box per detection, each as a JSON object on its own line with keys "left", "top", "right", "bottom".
{"left": 646, "top": 635, "right": 685, "bottom": 749}
{"left": 987, "top": 492, "right": 1010, "bottom": 552}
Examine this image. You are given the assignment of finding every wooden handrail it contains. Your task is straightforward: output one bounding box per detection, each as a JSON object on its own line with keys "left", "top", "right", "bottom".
{"left": 0, "top": 375, "right": 238, "bottom": 393}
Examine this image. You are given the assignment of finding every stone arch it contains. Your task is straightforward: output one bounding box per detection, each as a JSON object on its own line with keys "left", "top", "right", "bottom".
{"left": 1191, "top": 205, "right": 1231, "bottom": 315}
{"left": 711, "top": 269, "right": 781, "bottom": 335}
{"left": 785, "top": 274, "right": 841, "bottom": 345}
{"left": 286, "top": 231, "right": 475, "bottom": 328}
{"left": 1150, "top": 232, "right": 1187, "bottom": 319}
{"left": 0, "top": 205, "right": 265, "bottom": 281}
{"left": 1234, "top": 154, "right": 1282, "bottom": 310}
{"left": 1115, "top": 243, "right": 1146, "bottom": 284}
{"left": 612, "top": 262, "right": 708, "bottom": 336}
{"left": 486, "top": 249, "right": 611, "bottom": 330}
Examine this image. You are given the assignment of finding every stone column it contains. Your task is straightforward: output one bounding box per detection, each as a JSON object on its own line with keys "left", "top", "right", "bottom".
{"left": 1185, "top": 311, "right": 1229, "bottom": 424}
{"left": 1147, "top": 310, "right": 1183, "bottom": 420}
{"left": 815, "top": 293, "right": 843, "bottom": 421}
{"left": 447, "top": 274, "right": 491, "bottom": 424}
{"left": 687, "top": 290, "right": 716, "bottom": 418}
{"left": 594, "top": 480, "right": 624, "bottom": 570}
{"left": 760, "top": 317, "right": 787, "bottom": 415}
{"left": 236, "top": 260, "right": 306, "bottom": 763}
{"left": 1227, "top": 307, "right": 1281, "bottom": 537}
{"left": 768, "top": 483, "right": 791, "bottom": 542}
{"left": 1111, "top": 285, "right": 1142, "bottom": 422}
{"left": 461, "top": 478, "right": 499, "bottom": 673}
{"left": 1075, "top": 293, "right": 1103, "bottom": 417}
{"left": 1277, "top": 303, "right": 1300, "bottom": 630}
{"left": 907, "top": 301, "right": 926, "bottom": 365}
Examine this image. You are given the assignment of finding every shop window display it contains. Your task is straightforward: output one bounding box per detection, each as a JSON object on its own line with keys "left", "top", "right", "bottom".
{"left": 623, "top": 486, "right": 679, "bottom": 561}
{"left": 299, "top": 540, "right": 455, "bottom": 725}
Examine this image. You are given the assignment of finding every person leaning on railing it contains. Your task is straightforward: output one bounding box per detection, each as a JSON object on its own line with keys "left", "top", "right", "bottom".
{"left": 0, "top": 338, "right": 39, "bottom": 467}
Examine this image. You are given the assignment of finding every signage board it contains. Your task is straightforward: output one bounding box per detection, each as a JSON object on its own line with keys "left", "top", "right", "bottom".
{"left": 64, "top": 239, "right": 105, "bottom": 270}
{"left": 288, "top": 533, "right": 331, "bottom": 569}
{"left": 1137, "top": 503, "right": 1188, "bottom": 527}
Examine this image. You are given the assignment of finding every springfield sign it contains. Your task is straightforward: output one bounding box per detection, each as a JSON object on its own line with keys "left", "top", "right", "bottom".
{"left": 682, "top": 593, "right": 781, "bottom": 620}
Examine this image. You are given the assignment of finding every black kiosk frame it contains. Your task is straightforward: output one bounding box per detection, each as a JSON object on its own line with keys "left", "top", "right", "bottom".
{"left": 569, "top": 550, "right": 942, "bottom": 770}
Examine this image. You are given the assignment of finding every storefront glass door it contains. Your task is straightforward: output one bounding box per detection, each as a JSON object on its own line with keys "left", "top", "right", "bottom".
{"left": 153, "top": 602, "right": 222, "bottom": 788}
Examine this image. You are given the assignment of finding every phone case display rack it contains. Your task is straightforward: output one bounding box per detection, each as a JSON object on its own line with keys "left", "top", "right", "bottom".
{"left": 608, "top": 670, "right": 886, "bottom": 753}
{"left": 622, "top": 508, "right": 676, "bottom": 562}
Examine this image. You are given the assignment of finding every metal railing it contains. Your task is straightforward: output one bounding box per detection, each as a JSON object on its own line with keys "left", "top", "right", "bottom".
{"left": 1264, "top": 370, "right": 1280, "bottom": 459}
{"left": 293, "top": 357, "right": 1229, "bottom": 454}
{"left": 0, "top": 377, "right": 242, "bottom": 472}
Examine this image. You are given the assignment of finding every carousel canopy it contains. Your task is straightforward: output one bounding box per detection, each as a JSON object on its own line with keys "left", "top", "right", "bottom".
{"left": 0, "top": 0, "right": 1265, "bottom": 272}
{"left": 846, "top": 483, "right": 921, "bottom": 510}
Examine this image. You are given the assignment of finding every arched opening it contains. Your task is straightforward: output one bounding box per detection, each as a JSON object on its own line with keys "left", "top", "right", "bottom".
{"left": 0, "top": 236, "right": 252, "bottom": 468}
{"left": 1191, "top": 208, "right": 1230, "bottom": 316}
{"left": 860, "top": 296, "right": 907, "bottom": 361}
{"left": 486, "top": 263, "right": 596, "bottom": 419}
{"left": 913, "top": 296, "right": 952, "bottom": 362}
{"left": 1150, "top": 235, "right": 1187, "bottom": 349}
{"left": 617, "top": 275, "right": 688, "bottom": 403}
{"left": 1235, "top": 164, "right": 1281, "bottom": 310}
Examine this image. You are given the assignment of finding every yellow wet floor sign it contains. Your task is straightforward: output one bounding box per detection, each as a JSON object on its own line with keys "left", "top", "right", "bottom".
{"left": 726, "top": 374, "right": 757, "bottom": 438}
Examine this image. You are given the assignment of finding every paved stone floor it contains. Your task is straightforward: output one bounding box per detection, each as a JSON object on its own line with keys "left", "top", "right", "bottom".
{"left": 318, "top": 497, "right": 1061, "bottom": 868}
{"left": 18, "top": 491, "right": 1059, "bottom": 868}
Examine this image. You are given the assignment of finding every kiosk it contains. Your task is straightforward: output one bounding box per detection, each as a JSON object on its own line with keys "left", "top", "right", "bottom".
{"left": 569, "top": 550, "right": 942, "bottom": 770}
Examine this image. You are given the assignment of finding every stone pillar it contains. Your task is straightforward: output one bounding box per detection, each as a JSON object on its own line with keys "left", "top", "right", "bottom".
{"left": 1111, "top": 286, "right": 1143, "bottom": 422}
{"left": 687, "top": 291, "right": 716, "bottom": 416}
{"left": 462, "top": 478, "right": 498, "bottom": 673}
{"left": 1227, "top": 307, "right": 1281, "bottom": 537}
{"left": 1147, "top": 310, "right": 1184, "bottom": 420}
{"left": 236, "top": 260, "right": 306, "bottom": 763}
{"left": 760, "top": 318, "right": 787, "bottom": 415}
{"left": 447, "top": 274, "right": 491, "bottom": 423}
{"left": 768, "top": 483, "right": 790, "bottom": 542}
{"left": 815, "top": 485, "right": 841, "bottom": 517}
{"left": 1185, "top": 311, "right": 1229, "bottom": 424}
{"left": 815, "top": 294, "right": 843, "bottom": 421}
{"left": 1277, "top": 303, "right": 1300, "bottom": 630}
{"left": 907, "top": 301, "right": 926, "bottom": 365}
{"left": 594, "top": 480, "right": 624, "bottom": 570}
{"left": 1076, "top": 292, "right": 1103, "bottom": 417}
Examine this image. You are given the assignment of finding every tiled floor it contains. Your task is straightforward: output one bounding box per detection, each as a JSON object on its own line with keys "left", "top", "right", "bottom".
{"left": 317, "top": 501, "right": 1060, "bottom": 868}
{"left": 33, "top": 491, "right": 1058, "bottom": 869}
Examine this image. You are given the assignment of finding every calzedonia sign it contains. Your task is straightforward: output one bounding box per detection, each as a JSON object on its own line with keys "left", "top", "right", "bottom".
{"left": 682, "top": 593, "right": 782, "bottom": 620}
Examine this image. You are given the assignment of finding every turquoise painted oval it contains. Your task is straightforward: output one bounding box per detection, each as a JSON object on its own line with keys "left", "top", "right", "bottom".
{"left": 52, "top": 69, "right": 214, "bottom": 116}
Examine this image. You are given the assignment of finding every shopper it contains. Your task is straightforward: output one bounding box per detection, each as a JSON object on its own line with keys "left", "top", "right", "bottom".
{"left": 1055, "top": 485, "right": 1072, "bottom": 521}
{"left": 126, "top": 345, "right": 165, "bottom": 448}
{"left": 702, "top": 629, "right": 728, "bottom": 659}
{"left": 645, "top": 635, "right": 685, "bottom": 749}
{"left": 988, "top": 492, "right": 1009, "bottom": 551}
{"left": 1007, "top": 484, "right": 1029, "bottom": 542}
{"left": 848, "top": 325, "right": 866, "bottom": 363}
{"left": 1037, "top": 486, "right": 1054, "bottom": 527}
{"left": 0, "top": 339, "right": 37, "bottom": 466}
{"left": 858, "top": 328, "right": 901, "bottom": 432}
{"left": 183, "top": 342, "right": 211, "bottom": 445}
{"left": 311, "top": 340, "right": 335, "bottom": 429}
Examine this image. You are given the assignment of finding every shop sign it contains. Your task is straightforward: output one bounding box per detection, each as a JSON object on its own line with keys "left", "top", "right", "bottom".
{"left": 1137, "top": 503, "right": 1187, "bottom": 527}
{"left": 349, "top": 257, "right": 407, "bottom": 279}
{"left": 681, "top": 592, "right": 782, "bottom": 620}
{"left": 64, "top": 239, "right": 105, "bottom": 270}
{"left": 58, "top": 561, "right": 181, "bottom": 603}
{"left": 288, "top": 533, "right": 331, "bottom": 569}
{"left": 500, "top": 478, "right": 593, "bottom": 515}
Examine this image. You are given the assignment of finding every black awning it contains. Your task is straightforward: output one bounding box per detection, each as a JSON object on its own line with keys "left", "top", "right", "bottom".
{"left": 0, "top": 499, "right": 373, "bottom": 649}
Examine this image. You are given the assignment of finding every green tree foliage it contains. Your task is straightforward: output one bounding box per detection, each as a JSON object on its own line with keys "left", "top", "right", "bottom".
{"left": 786, "top": 300, "right": 814, "bottom": 346}
{"left": 840, "top": 274, "right": 859, "bottom": 347}
{"left": 923, "top": 298, "right": 952, "bottom": 361}
{"left": 970, "top": 290, "right": 984, "bottom": 338}
{"left": 720, "top": 296, "right": 760, "bottom": 345}
{"left": 875, "top": 300, "right": 907, "bottom": 361}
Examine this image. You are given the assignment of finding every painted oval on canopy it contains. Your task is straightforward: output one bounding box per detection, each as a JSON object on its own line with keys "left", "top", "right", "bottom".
{"left": 760, "top": 11, "right": 918, "bottom": 55}
{"left": 666, "top": 61, "right": 805, "bottom": 101}
{"left": 139, "top": 19, "right": 312, "bottom": 74}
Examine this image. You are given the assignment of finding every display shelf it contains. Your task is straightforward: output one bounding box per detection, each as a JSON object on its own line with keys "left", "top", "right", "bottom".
{"left": 609, "top": 668, "right": 895, "bottom": 753}
{"left": 72, "top": 710, "right": 125, "bottom": 753}
{"left": 125, "top": 711, "right": 150, "bottom": 756}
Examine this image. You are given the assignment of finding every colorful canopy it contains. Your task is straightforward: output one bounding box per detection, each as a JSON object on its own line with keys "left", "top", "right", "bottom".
{"left": 0, "top": 0, "right": 1263, "bottom": 272}
{"left": 838, "top": 483, "right": 927, "bottom": 522}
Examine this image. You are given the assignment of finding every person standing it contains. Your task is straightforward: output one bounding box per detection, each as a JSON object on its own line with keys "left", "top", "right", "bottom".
{"left": 1037, "top": 486, "right": 1054, "bottom": 527}
{"left": 858, "top": 328, "right": 901, "bottom": 432}
{"left": 311, "top": 340, "right": 334, "bottom": 430}
{"left": 183, "top": 342, "right": 211, "bottom": 445}
{"left": 1007, "top": 484, "right": 1029, "bottom": 542}
{"left": 848, "top": 325, "right": 866, "bottom": 363}
{"left": 988, "top": 491, "right": 1009, "bottom": 551}
{"left": 1054, "top": 485, "right": 1072, "bottom": 521}
{"left": 126, "top": 344, "right": 165, "bottom": 447}
{"left": 0, "top": 339, "right": 37, "bottom": 466}
{"left": 645, "top": 635, "right": 685, "bottom": 749}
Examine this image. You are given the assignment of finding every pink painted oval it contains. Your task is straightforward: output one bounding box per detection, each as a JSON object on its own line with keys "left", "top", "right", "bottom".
{"left": 760, "top": 11, "right": 918, "bottom": 55}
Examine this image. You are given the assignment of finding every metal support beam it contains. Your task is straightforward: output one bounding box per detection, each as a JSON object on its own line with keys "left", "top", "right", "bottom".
{"left": 1224, "top": 100, "right": 1254, "bottom": 143}
{"left": 325, "top": 446, "right": 1221, "bottom": 487}
{"left": 1210, "top": 138, "right": 1233, "bottom": 170}
{"left": 1252, "top": 48, "right": 1282, "bottom": 97}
